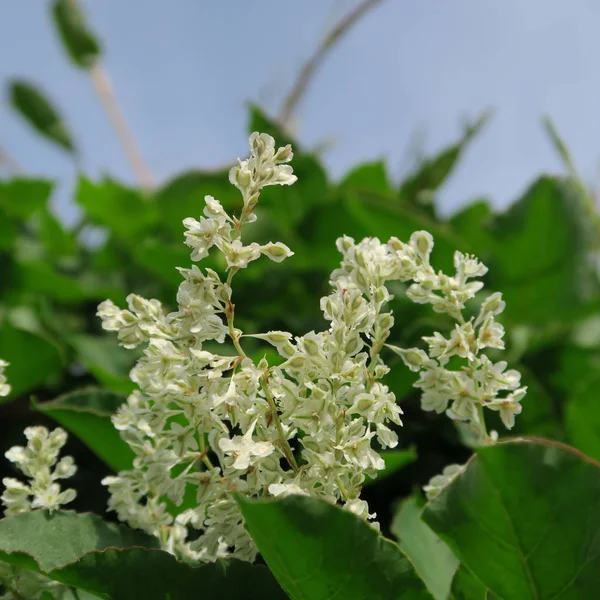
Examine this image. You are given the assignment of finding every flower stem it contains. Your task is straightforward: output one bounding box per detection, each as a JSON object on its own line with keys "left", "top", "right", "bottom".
{"left": 260, "top": 373, "right": 299, "bottom": 474}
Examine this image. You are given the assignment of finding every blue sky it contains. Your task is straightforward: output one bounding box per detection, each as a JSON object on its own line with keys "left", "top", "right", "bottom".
{"left": 2, "top": 0, "right": 600, "bottom": 221}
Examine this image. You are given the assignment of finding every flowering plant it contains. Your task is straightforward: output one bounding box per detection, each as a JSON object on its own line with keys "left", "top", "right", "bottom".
{"left": 0, "top": 134, "right": 598, "bottom": 600}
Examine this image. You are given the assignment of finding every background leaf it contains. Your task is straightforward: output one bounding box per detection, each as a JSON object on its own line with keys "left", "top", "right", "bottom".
{"left": 8, "top": 80, "right": 76, "bottom": 153}
{"left": 33, "top": 388, "right": 133, "bottom": 472}
{"left": 423, "top": 438, "right": 600, "bottom": 600}
{"left": 0, "top": 323, "right": 63, "bottom": 400}
{"left": 391, "top": 495, "right": 459, "bottom": 600}
{"left": 51, "top": 0, "right": 101, "bottom": 69}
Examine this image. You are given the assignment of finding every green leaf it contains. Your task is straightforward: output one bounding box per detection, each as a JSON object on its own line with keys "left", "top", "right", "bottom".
{"left": 339, "top": 161, "right": 393, "bottom": 195}
{"left": 237, "top": 494, "right": 433, "bottom": 600}
{"left": 17, "top": 261, "right": 87, "bottom": 303}
{"left": 488, "top": 176, "right": 596, "bottom": 325}
{"left": 0, "top": 323, "right": 63, "bottom": 400}
{"left": 33, "top": 388, "right": 134, "bottom": 472}
{"left": 423, "top": 438, "right": 600, "bottom": 600}
{"left": 391, "top": 495, "right": 459, "bottom": 600}
{"left": 51, "top": 0, "right": 101, "bottom": 69}
{"left": 75, "top": 178, "right": 158, "bottom": 243}
{"left": 9, "top": 80, "right": 76, "bottom": 153}
{"left": 448, "top": 199, "right": 493, "bottom": 259}
{"left": 69, "top": 334, "right": 137, "bottom": 395}
{"left": 449, "top": 565, "right": 489, "bottom": 600}
{"left": 34, "top": 208, "right": 78, "bottom": 258}
{"left": 398, "top": 111, "right": 492, "bottom": 203}
{"left": 0, "top": 178, "right": 53, "bottom": 219}
{"left": 0, "top": 510, "right": 157, "bottom": 572}
{"left": 0, "top": 511, "right": 285, "bottom": 600}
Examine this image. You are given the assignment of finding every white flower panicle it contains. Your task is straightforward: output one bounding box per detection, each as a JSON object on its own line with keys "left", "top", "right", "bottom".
{"left": 386, "top": 245, "right": 526, "bottom": 443}
{"left": 0, "top": 360, "right": 10, "bottom": 397}
{"left": 1, "top": 427, "right": 77, "bottom": 517}
{"left": 96, "top": 132, "right": 525, "bottom": 564}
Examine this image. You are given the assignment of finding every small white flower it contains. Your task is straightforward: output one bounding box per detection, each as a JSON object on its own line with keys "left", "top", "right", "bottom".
{"left": 218, "top": 420, "right": 274, "bottom": 470}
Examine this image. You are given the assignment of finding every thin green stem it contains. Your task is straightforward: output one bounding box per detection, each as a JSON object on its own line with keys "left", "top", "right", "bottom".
{"left": 260, "top": 374, "right": 299, "bottom": 474}
{"left": 336, "top": 476, "right": 351, "bottom": 501}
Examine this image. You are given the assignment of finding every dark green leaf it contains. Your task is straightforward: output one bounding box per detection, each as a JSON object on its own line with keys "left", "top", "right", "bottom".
{"left": 391, "top": 495, "right": 459, "bottom": 600}
{"left": 0, "top": 323, "right": 63, "bottom": 400}
{"left": 9, "top": 80, "right": 76, "bottom": 153}
{"left": 423, "top": 438, "right": 600, "bottom": 600}
{"left": 51, "top": 0, "right": 101, "bottom": 68}
{"left": 237, "top": 494, "right": 433, "bottom": 600}
{"left": 449, "top": 565, "right": 489, "bottom": 600}
{"left": 33, "top": 388, "right": 134, "bottom": 472}
{"left": 488, "top": 176, "right": 596, "bottom": 325}
{"left": 0, "top": 511, "right": 285, "bottom": 600}
{"left": 0, "top": 510, "right": 156, "bottom": 572}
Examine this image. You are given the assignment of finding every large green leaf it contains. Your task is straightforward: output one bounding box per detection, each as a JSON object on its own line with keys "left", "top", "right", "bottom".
{"left": 8, "top": 80, "right": 76, "bottom": 153}
{"left": 423, "top": 438, "right": 600, "bottom": 600}
{"left": 0, "top": 510, "right": 285, "bottom": 599}
{"left": 391, "top": 495, "right": 459, "bottom": 600}
{"left": 449, "top": 566, "right": 489, "bottom": 600}
{"left": 33, "top": 388, "right": 133, "bottom": 472}
{"left": 237, "top": 494, "right": 433, "bottom": 600}
{"left": 488, "top": 176, "right": 595, "bottom": 325}
{"left": 0, "top": 178, "right": 53, "bottom": 219}
{"left": 0, "top": 323, "right": 63, "bottom": 400}
{"left": 51, "top": 0, "right": 101, "bottom": 68}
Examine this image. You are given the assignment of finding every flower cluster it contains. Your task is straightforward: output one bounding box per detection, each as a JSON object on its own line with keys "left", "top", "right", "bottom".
{"left": 388, "top": 244, "right": 526, "bottom": 443}
{"left": 0, "top": 360, "right": 10, "bottom": 397}
{"left": 94, "top": 132, "right": 525, "bottom": 564}
{"left": 1, "top": 426, "right": 77, "bottom": 517}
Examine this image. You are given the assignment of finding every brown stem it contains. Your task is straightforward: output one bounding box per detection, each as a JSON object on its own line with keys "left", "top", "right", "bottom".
{"left": 0, "top": 143, "right": 23, "bottom": 174}
{"left": 89, "top": 63, "right": 154, "bottom": 189}
{"left": 278, "top": 0, "right": 386, "bottom": 125}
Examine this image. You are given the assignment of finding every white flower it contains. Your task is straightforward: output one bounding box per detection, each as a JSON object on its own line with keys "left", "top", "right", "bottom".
{"left": 218, "top": 420, "right": 275, "bottom": 470}
{"left": 424, "top": 463, "right": 465, "bottom": 500}
{"left": 218, "top": 239, "right": 261, "bottom": 269}
{"left": 486, "top": 387, "right": 527, "bottom": 429}
{"left": 260, "top": 242, "right": 294, "bottom": 263}
{"left": 1, "top": 426, "right": 77, "bottom": 516}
